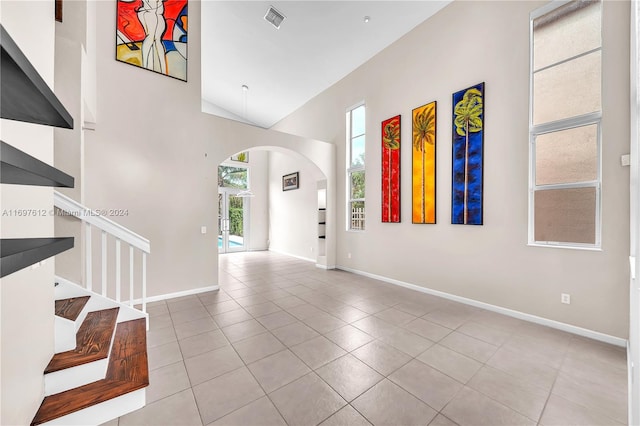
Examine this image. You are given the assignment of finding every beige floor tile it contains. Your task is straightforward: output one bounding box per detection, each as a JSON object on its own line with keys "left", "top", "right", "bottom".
{"left": 193, "top": 367, "right": 265, "bottom": 425}
{"left": 184, "top": 345, "right": 244, "bottom": 386}
{"left": 146, "top": 361, "right": 191, "bottom": 404}
{"left": 539, "top": 394, "right": 624, "bottom": 426}
{"left": 324, "top": 324, "right": 375, "bottom": 352}
{"left": 271, "top": 321, "right": 320, "bottom": 346}
{"left": 316, "top": 354, "right": 384, "bottom": 402}
{"left": 502, "top": 334, "right": 568, "bottom": 369}
{"left": 467, "top": 366, "right": 549, "bottom": 422}
{"left": 439, "top": 331, "right": 498, "bottom": 363}
{"left": 205, "top": 300, "right": 241, "bottom": 316}
{"left": 167, "top": 297, "right": 204, "bottom": 314}
{"left": 352, "top": 379, "right": 437, "bottom": 426}
{"left": 379, "top": 328, "right": 434, "bottom": 357}
{"left": 552, "top": 371, "right": 627, "bottom": 424}
{"left": 324, "top": 305, "right": 369, "bottom": 323}
{"left": 287, "top": 303, "right": 326, "bottom": 320}
{"left": 351, "top": 316, "right": 400, "bottom": 338}
{"left": 198, "top": 290, "right": 232, "bottom": 305}
{"left": 148, "top": 340, "right": 183, "bottom": 371}
{"left": 269, "top": 373, "right": 346, "bottom": 426}
{"left": 208, "top": 396, "right": 286, "bottom": 426}
{"left": 388, "top": 359, "right": 462, "bottom": 411}
{"left": 272, "top": 295, "right": 307, "bottom": 309}
{"left": 247, "top": 349, "right": 311, "bottom": 393}
{"left": 256, "top": 310, "right": 298, "bottom": 330}
{"left": 394, "top": 301, "right": 438, "bottom": 317}
{"left": 350, "top": 299, "right": 389, "bottom": 314}
{"left": 147, "top": 325, "right": 178, "bottom": 349}
{"left": 234, "top": 294, "right": 269, "bottom": 307}
{"left": 404, "top": 317, "right": 452, "bottom": 342}
{"left": 170, "top": 305, "right": 210, "bottom": 326}
{"left": 232, "top": 331, "right": 285, "bottom": 364}
{"left": 374, "top": 307, "right": 417, "bottom": 326}
{"left": 221, "top": 319, "right": 267, "bottom": 343}
{"left": 148, "top": 312, "right": 173, "bottom": 330}
{"left": 442, "top": 387, "right": 535, "bottom": 426}
{"left": 119, "top": 389, "right": 202, "bottom": 426}
{"left": 146, "top": 302, "right": 169, "bottom": 316}
{"left": 226, "top": 288, "right": 256, "bottom": 298}
{"left": 174, "top": 317, "right": 219, "bottom": 340}
{"left": 214, "top": 308, "right": 253, "bottom": 328}
{"left": 351, "top": 340, "right": 412, "bottom": 376}
{"left": 456, "top": 321, "right": 512, "bottom": 346}
{"left": 423, "top": 308, "right": 473, "bottom": 330}
{"left": 429, "top": 414, "right": 459, "bottom": 426}
{"left": 244, "top": 301, "right": 282, "bottom": 317}
{"left": 417, "top": 344, "right": 482, "bottom": 384}
{"left": 290, "top": 335, "right": 347, "bottom": 369}
{"left": 179, "top": 329, "right": 229, "bottom": 359}
{"left": 487, "top": 346, "right": 558, "bottom": 391}
{"left": 320, "top": 405, "right": 372, "bottom": 426}
{"left": 303, "top": 312, "right": 347, "bottom": 334}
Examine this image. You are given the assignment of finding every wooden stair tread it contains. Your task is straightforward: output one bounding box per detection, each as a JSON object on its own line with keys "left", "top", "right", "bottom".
{"left": 45, "top": 307, "right": 119, "bottom": 373}
{"left": 32, "top": 318, "right": 148, "bottom": 426}
{"left": 54, "top": 296, "right": 90, "bottom": 321}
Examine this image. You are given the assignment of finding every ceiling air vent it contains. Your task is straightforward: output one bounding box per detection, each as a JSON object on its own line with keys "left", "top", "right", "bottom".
{"left": 264, "top": 6, "right": 285, "bottom": 29}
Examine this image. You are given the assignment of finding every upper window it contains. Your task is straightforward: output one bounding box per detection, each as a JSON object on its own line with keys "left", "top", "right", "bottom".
{"left": 529, "top": 0, "right": 602, "bottom": 248}
{"left": 347, "top": 104, "right": 365, "bottom": 231}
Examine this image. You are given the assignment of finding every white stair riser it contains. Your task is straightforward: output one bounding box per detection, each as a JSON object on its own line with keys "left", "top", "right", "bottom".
{"left": 54, "top": 317, "right": 76, "bottom": 353}
{"left": 40, "top": 389, "right": 146, "bottom": 425}
{"left": 44, "top": 359, "right": 108, "bottom": 396}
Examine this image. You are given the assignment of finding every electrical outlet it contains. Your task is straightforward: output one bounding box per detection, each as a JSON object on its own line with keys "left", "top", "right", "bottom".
{"left": 201, "top": 226, "right": 207, "bottom": 234}
{"left": 561, "top": 293, "right": 571, "bottom": 304}
{"left": 621, "top": 154, "right": 631, "bottom": 166}
{"left": 347, "top": 253, "right": 352, "bottom": 259}
{"left": 310, "top": 246, "right": 314, "bottom": 252}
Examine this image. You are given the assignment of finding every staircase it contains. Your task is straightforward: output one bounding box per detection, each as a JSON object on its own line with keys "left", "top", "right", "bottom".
{"left": 31, "top": 280, "right": 149, "bottom": 425}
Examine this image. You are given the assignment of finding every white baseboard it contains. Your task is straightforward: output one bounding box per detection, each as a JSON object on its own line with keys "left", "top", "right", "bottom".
{"left": 127, "top": 285, "right": 220, "bottom": 305}
{"left": 337, "top": 265, "right": 627, "bottom": 348}
{"left": 268, "top": 248, "right": 315, "bottom": 263}
{"left": 316, "top": 264, "right": 337, "bottom": 270}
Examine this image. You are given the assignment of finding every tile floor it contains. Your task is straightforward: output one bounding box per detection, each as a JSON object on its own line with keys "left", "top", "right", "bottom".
{"left": 106, "top": 251, "right": 628, "bottom": 426}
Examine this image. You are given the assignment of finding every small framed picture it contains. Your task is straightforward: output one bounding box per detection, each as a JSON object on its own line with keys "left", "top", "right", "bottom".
{"left": 283, "top": 172, "right": 299, "bottom": 191}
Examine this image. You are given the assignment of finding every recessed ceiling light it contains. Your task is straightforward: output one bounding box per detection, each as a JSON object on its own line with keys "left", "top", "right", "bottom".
{"left": 264, "top": 6, "right": 286, "bottom": 29}
{"left": 364, "top": 16, "right": 370, "bottom": 23}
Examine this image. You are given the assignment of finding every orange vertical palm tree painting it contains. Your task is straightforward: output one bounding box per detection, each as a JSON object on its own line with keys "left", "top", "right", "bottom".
{"left": 412, "top": 101, "right": 437, "bottom": 224}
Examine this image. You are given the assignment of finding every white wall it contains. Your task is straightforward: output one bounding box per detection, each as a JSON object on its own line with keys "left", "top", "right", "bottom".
{"left": 273, "top": 0, "right": 631, "bottom": 338}
{"left": 268, "top": 151, "right": 324, "bottom": 261}
{"left": 0, "top": 2, "right": 58, "bottom": 424}
{"left": 79, "top": 0, "right": 335, "bottom": 298}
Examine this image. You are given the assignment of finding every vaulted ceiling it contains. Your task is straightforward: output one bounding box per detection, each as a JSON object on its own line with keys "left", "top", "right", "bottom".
{"left": 201, "top": 1, "right": 451, "bottom": 129}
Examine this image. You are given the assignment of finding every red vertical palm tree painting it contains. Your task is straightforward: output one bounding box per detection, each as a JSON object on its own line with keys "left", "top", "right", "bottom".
{"left": 381, "top": 115, "right": 401, "bottom": 223}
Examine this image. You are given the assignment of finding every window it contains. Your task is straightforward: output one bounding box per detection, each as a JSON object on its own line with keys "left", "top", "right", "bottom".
{"left": 347, "top": 104, "right": 366, "bottom": 230}
{"left": 529, "top": 0, "right": 602, "bottom": 248}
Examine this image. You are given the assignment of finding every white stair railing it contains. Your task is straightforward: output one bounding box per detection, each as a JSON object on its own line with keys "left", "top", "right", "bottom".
{"left": 54, "top": 191, "right": 150, "bottom": 314}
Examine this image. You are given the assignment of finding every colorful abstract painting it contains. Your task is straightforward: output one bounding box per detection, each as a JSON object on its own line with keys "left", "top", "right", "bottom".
{"left": 452, "top": 82, "right": 484, "bottom": 225}
{"left": 116, "top": 0, "right": 188, "bottom": 81}
{"left": 412, "top": 102, "right": 436, "bottom": 224}
{"left": 382, "top": 115, "right": 401, "bottom": 223}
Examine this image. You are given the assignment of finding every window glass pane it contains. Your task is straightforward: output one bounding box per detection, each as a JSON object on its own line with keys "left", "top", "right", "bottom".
{"left": 534, "top": 187, "right": 596, "bottom": 244}
{"left": 533, "top": 1, "right": 601, "bottom": 70}
{"left": 218, "top": 166, "right": 248, "bottom": 189}
{"left": 351, "top": 105, "right": 365, "bottom": 137}
{"left": 351, "top": 135, "right": 365, "bottom": 167}
{"left": 535, "top": 124, "right": 597, "bottom": 185}
{"left": 350, "top": 171, "right": 365, "bottom": 199}
{"left": 533, "top": 50, "right": 601, "bottom": 125}
{"left": 350, "top": 201, "right": 365, "bottom": 230}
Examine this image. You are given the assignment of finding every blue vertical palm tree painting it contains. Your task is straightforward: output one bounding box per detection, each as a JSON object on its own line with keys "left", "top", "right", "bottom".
{"left": 452, "top": 82, "right": 484, "bottom": 225}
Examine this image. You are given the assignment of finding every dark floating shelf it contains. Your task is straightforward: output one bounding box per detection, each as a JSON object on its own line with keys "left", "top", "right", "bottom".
{"left": 1, "top": 141, "right": 74, "bottom": 187}
{"left": 1, "top": 238, "right": 74, "bottom": 278}
{"left": 0, "top": 24, "right": 73, "bottom": 129}
{"left": 318, "top": 236, "right": 326, "bottom": 239}
{"left": 318, "top": 208, "right": 326, "bottom": 211}
{"left": 318, "top": 222, "right": 326, "bottom": 225}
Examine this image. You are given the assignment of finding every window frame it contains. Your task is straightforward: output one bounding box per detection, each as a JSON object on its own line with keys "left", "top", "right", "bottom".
{"left": 528, "top": 0, "right": 603, "bottom": 250}
{"left": 346, "top": 102, "right": 366, "bottom": 231}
